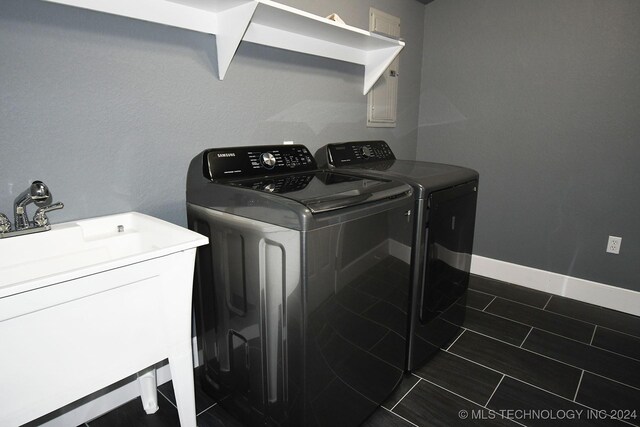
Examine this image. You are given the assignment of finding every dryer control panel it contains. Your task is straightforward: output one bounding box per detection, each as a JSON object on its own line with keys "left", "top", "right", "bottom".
{"left": 205, "top": 145, "right": 317, "bottom": 180}
{"left": 326, "top": 141, "right": 396, "bottom": 166}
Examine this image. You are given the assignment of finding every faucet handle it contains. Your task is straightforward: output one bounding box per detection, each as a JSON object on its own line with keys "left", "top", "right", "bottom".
{"left": 0, "top": 213, "right": 11, "bottom": 233}
{"left": 33, "top": 202, "right": 64, "bottom": 227}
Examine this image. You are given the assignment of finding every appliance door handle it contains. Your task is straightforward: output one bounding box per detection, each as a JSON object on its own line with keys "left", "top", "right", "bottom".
{"left": 418, "top": 224, "right": 430, "bottom": 323}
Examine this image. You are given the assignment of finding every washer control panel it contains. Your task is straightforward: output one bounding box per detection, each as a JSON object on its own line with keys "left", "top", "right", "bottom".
{"left": 235, "top": 173, "right": 315, "bottom": 194}
{"left": 326, "top": 141, "right": 395, "bottom": 166}
{"left": 206, "top": 145, "right": 317, "bottom": 180}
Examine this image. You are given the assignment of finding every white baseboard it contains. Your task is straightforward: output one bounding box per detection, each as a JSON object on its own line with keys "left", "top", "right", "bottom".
{"left": 388, "top": 239, "right": 411, "bottom": 264}
{"left": 471, "top": 255, "right": 640, "bottom": 317}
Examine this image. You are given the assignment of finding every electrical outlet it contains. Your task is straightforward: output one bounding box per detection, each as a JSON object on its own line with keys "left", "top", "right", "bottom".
{"left": 606, "top": 236, "right": 622, "bottom": 254}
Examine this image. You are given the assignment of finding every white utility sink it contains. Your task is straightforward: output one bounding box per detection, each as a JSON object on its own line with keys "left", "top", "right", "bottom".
{"left": 0, "top": 212, "right": 208, "bottom": 427}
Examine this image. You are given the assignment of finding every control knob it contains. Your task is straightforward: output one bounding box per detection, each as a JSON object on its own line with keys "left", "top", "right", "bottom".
{"left": 260, "top": 152, "right": 276, "bottom": 169}
{"left": 360, "top": 146, "right": 373, "bottom": 158}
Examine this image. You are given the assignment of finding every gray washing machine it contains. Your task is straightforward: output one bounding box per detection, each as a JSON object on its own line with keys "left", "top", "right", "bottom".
{"left": 186, "top": 145, "right": 415, "bottom": 427}
{"left": 316, "top": 141, "right": 479, "bottom": 372}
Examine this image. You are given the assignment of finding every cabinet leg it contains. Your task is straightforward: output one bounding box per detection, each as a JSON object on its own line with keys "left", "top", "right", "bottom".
{"left": 137, "top": 367, "right": 159, "bottom": 414}
{"left": 169, "top": 350, "right": 197, "bottom": 427}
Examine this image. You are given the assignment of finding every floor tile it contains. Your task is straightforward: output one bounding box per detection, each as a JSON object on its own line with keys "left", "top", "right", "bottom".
{"left": 545, "top": 296, "right": 640, "bottom": 338}
{"left": 522, "top": 328, "right": 640, "bottom": 389}
{"left": 415, "top": 349, "right": 503, "bottom": 405}
{"left": 469, "top": 275, "right": 550, "bottom": 308}
{"left": 444, "top": 305, "right": 532, "bottom": 346}
{"left": 88, "top": 395, "right": 180, "bottom": 427}
{"left": 392, "top": 379, "right": 517, "bottom": 427}
{"left": 465, "top": 289, "right": 495, "bottom": 310}
{"left": 381, "top": 374, "right": 420, "bottom": 410}
{"left": 486, "top": 297, "right": 595, "bottom": 343}
{"left": 591, "top": 327, "right": 640, "bottom": 361}
{"left": 336, "top": 284, "right": 379, "bottom": 314}
{"left": 362, "top": 408, "right": 416, "bottom": 427}
{"left": 195, "top": 404, "right": 245, "bottom": 427}
{"left": 327, "top": 302, "right": 390, "bottom": 350}
{"left": 449, "top": 330, "right": 582, "bottom": 399}
{"left": 331, "top": 341, "right": 404, "bottom": 404}
{"left": 364, "top": 300, "right": 409, "bottom": 337}
{"left": 370, "top": 331, "right": 407, "bottom": 371}
{"left": 414, "top": 315, "right": 463, "bottom": 351}
{"left": 158, "top": 377, "right": 215, "bottom": 415}
{"left": 489, "top": 376, "right": 625, "bottom": 426}
{"left": 575, "top": 372, "right": 640, "bottom": 425}
{"left": 74, "top": 275, "right": 640, "bottom": 427}
{"left": 311, "top": 377, "right": 382, "bottom": 427}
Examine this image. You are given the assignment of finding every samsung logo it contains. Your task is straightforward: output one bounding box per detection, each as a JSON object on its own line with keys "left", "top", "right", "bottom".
{"left": 217, "top": 153, "right": 236, "bottom": 158}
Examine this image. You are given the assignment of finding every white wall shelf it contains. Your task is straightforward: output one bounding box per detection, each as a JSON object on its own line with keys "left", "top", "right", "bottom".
{"left": 42, "top": 0, "right": 405, "bottom": 94}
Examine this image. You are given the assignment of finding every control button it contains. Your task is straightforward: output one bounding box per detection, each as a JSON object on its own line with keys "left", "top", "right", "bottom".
{"left": 263, "top": 182, "right": 276, "bottom": 192}
{"left": 260, "top": 152, "right": 277, "bottom": 169}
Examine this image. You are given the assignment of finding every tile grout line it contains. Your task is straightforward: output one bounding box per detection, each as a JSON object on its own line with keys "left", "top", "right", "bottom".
{"left": 197, "top": 401, "right": 218, "bottom": 417}
{"left": 390, "top": 378, "right": 422, "bottom": 411}
{"left": 528, "top": 326, "right": 640, "bottom": 363}
{"left": 446, "top": 334, "right": 640, "bottom": 393}
{"left": 462, "top": 304, "right": 553, "bottom": 339}
{"left": 484, "top": 296, "right": 597, "bottom": 329}
{"left": 596, "top": 324, "right": 640, "bottom": 341}
{"left": 590, "top": 342, "right": 640, "bottom": 363}
{"left": 482, "top": 296, "right": 497, "bottom": 312}
{"left": 471, "top": 286, "right": 640, "bottom": 337}
{"left": 445, "top": 328, "right": 467, "bottom": 352}
{"left": 157, "top": 388, "right": 178, "bottom": 410}
{"left": 382, "top": 406, "right": 420, "bottom": 427}
{"left": 412, "top": 373, "right": 526, "bottom": 427}
{"left": 471, "top": 291, "right": 601, "bottom": 329}
{"left": 425, "top": 352, "right": 632, "bottom": 427}
{"left": 450, "top": 328, "right": 583, "bottom": 370}
{"left": 519, "top": 326, "right": 533, "bottom": 348}
{"left": 542, "top": 294, "right": 553, "bottom": 310}
{"left": 368, "top": 330, "right": 393, "bottom": 354}
{"left": 533, "top": 303, "right": 640, "bottom": 338}
{"left": 462, "top": 305, "right": 640, "bottom": 363}
{"left": 484, "top": 374, "right": 505, "bottom": 407}
{"left": 469, "top": 287, "right": 547, "bottom": 310}
{"left": 584, "top": 370, "right": 640, "bottom": 392}
{"left": 589, "top": 325, "right": 597, "bottom": 345}
{"left": 573, "top": 370, "right": 585, "bottom": 402}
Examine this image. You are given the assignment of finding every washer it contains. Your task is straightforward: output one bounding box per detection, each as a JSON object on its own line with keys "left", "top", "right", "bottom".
{"left": 186, "top": 145, "right": 415, "bottom": 427}
{"left": 316, "top": 140, "right": 479, "bottom": 372}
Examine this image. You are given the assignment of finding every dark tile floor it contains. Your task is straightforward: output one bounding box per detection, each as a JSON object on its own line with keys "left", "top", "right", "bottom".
{"left": 83, "top": 275, "right": 640, "bottom": 426}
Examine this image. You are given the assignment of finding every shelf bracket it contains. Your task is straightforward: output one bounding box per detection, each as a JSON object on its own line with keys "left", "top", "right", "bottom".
{"left": 214, "top": 0, "right": 259, "bottom": 79}
{"left": 363, "top": 44, "right": 404, "bottom": 95}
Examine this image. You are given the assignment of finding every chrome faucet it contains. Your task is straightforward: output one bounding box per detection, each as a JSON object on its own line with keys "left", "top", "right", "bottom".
{"left": 33, "top": 202, "right": 65, "bottom": 227}
{"left": 14, "top": 180, "right": 51, "bottom": 230}
{"left": 0, "top": 180, "right": 64, "bottom": 239}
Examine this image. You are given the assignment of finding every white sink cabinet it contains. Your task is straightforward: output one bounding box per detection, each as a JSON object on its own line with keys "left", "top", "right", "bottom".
{"left": 0, "top": 212, "right": 208, "bottom": 427}
{"left": 40, "top": 0, "right": 404, "bottom": 94}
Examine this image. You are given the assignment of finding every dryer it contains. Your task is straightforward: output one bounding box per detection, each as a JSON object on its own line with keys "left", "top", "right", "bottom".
{"left": 317, "top": 140, "right": 479, "bottom": 372}
{"left": 187, "top": 145, "right": 415, "bottom": 427}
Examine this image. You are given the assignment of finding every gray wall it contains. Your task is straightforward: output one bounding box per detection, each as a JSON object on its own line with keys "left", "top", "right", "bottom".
{"left": 418, "top": 0, "right": 640, "bottom": 291}
{"left": 0, "top": 0, "right": 424, "bottom": 226}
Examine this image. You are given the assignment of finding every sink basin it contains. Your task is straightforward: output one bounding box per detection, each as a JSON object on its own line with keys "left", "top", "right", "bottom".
{"left": 0, "top": 212, "right": 208, "bottom": 427}
{"left": 0, "top": 212, "right": 207, "bottom": 298}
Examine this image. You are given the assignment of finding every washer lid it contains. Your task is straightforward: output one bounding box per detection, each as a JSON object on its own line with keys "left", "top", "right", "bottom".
{"left": 226, "top": 170, "right": 411, "bottom": 213}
